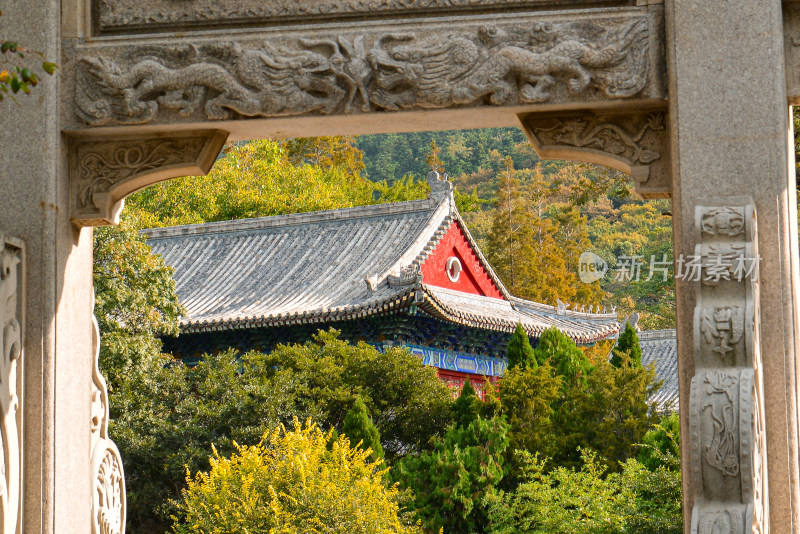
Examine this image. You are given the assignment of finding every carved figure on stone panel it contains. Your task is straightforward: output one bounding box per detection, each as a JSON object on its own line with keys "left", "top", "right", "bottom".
{"left": 699, "top": 306, "right": 745, "bottom": 364}
{"left": 700, "top": 206, "right": 746, "bottom": 237}
{"left": 695, "top": 507, "right": 745, "bottom": 534}
{"left": 77, "top": 41, "right": 349, "bottom": 124}
{"left": 370, "top": 20, "right": 648, "bottom": 111}
{"left": 703, "top": 371, "right": 740, "bottom": 477}
{"left": 75, "top": 18, "right": 650, "bottom": 125}
{"left": 0, "top": 238, "right": 22, "bottom": 534}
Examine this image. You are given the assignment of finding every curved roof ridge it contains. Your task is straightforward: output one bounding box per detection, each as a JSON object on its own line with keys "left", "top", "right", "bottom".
{"left": 368, "top": 195, "right": 453, "bottom": 288}
{"left": 143, "top": 197, "right": 439, "bottom": 240}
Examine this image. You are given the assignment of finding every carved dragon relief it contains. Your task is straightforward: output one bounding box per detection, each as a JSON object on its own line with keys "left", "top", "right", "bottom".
{"left": 95, "top": 0, "right": 622, "bottom": 34}
{"left": 69, "top": 130, "right": 228, "bottom": 227}
{"left": 90, "top": 306, "right": 126, "bottom": 534}
{"left": 0, "top": 235, "right": 23, "bottom": 534}
{"left": 688, "top": 199, "right": 767, "bottom": 534}
{"left": 520, "top": 110, "right": 670, "bottom": 199}
{"left": 72, "top": 16, "right": 653, "bottom": 127}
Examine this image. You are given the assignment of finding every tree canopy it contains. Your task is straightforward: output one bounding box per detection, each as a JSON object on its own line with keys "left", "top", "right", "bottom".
{"left": 173, "top": 419, "right": 422, "bottom": 534}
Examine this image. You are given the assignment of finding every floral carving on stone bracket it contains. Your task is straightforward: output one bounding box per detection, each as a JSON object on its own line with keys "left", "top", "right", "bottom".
{"left": 72, "top": 15, "right": 654, "bottom": 127}
{"left": 69, "top": 130, "right": 228, "bottom": 227}
{"left": 520, "top": 110, "right": 671, "bottom": 199}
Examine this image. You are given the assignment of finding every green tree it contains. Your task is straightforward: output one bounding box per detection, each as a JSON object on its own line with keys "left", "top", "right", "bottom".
{"left": 342, "top": 396, "right": 385, "bottom": 462}
{"left": 497, "top": 363, "right": 561, "bottom": 463}
{"left": 125, "top": 140, "right": 377, "bottom": 228}
{"left": 263, "top": 330, "right": 455, "bottom": 459}
{"left": 452, "top": 379, "right": 480, "bottom": 429}
{"left": 553, "top": 352, "right": 660, "bottom": 469}
{"left": 488, "top": 448, "right": 682, "bottom": 534}
{"left": 638, "top": 413, "right": 681, "bottom": 471}
{"left": 533, "top": 327, "right": 591, "bottom": 386}
{"left": 281, "top": 135, "right": 366, "bottom": 181}
{"left": 507, "top": 323, "right": 536, "bottom": 370}
{"left": 611, "top": 321, "right": 643, "bottom": 368}
{"left": 395, "top": 415, "right": 510, "bottom": 534}
{"left": 93, "top": 217, "right": 184, "bottom": 393}
{"left": 486, "top": 158, "right": 536, "bottom": 294}
{"left": 488, "top": 449, "right": 633, "bottom": 534}
{"left": 111, "top": 331, "right": 454, "bottom": 531}
{"left": 173, "top": 419, "right": 422, "bottom": 534}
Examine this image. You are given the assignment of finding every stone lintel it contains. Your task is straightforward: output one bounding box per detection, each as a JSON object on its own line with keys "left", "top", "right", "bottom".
{"left": 68, "top": 129, "right": 228, "bottom": 227}
{"left": 63, "top": 6, "right": 666, "bottom": 132}
{"left": 92, "top": 0, "right": 638, "bottom": 36}
{"left": 519, "top": 107, "right": 671, "bottom": 198}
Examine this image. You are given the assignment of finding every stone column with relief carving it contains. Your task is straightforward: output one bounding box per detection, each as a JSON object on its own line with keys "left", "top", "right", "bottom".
{"left": 688, "top": 199, "right": 767, "bottom": 533}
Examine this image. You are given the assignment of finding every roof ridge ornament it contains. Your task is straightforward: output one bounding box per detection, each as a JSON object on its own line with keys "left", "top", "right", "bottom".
{"left": 427, "top": 171, "right": 454, "bottom": 203}
{"left": 387, "top": 264, "right": 423, "bottom": 287}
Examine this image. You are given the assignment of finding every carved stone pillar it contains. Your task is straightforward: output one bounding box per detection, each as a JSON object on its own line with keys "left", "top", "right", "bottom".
{"left": 666, "top": 1, "right": 800, "bottom": 531}
{"left": 0, "top": 236, "right": 24, "bottom": 534}
{"left": 90, "top": 312, "right": 125, "bottom": 534}
{"left": 688, "top": 200, "right": 767, "bottom": 533}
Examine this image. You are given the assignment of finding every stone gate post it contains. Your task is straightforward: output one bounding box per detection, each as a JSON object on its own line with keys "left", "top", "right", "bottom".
{"left": 0, "top": 0, "right": 96, "bottom": 532}
{"left": 666, "top": 2, "right": 800, "bottom": 531}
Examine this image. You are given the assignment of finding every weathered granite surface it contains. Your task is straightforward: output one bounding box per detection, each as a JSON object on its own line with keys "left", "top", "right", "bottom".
{"left": 63, "top": 6, "right": 666, "bottom": 133}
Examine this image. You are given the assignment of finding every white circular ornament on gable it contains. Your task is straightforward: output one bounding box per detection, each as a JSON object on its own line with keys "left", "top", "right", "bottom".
{"left": 446, "top": 257, "right": 462, "bottom": 282}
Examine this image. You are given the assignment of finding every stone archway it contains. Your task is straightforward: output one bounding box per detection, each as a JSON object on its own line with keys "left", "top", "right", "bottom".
{"left": 1, "top": 0, "right": 800, "bottom": 532}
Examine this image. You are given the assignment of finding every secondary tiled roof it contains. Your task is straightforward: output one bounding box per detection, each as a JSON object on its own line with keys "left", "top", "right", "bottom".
{"left": 144, "top": 183, "right": 620, "bottom": 343}
{"left": 638, "top": 329, "right": 679, "bottom": 411}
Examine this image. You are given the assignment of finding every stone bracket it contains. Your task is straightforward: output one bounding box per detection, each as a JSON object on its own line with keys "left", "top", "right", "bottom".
{"left": 519, "top": 109, "right": 671, "bottom": 198}
{"left": 688, "top": 198, "right": 767, "bottom": 534}
{"left": 0, "top": 234, "right": 24, "bottom": 534}
{"left": 68, "top": 129, "right": 228, "bottom": 227}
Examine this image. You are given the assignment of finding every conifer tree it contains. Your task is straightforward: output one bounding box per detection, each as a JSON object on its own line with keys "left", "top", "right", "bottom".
{"left": 342, "top": 396, "right": 384, "bottom": 462}
{"left": 507, "top": 323, "right": 537, "bottom": 370}
{"left": 425, "top": 139, "right": 445, "bottom": 173}
{"left": 453, "top": 379, "right": 480, "bottom": 429}
{"left": 533, "top": 326, "right": 591, "bottom": 383}
{"left": 394, "top": 415, "right": 510, "bottom": 534}
{"left": 612, "top": 322, "right": 643, "bottom": 368}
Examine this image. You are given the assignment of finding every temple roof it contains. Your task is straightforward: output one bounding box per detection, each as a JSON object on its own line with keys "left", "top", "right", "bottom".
{"left": 638, "top": 329, "right": 679, "bottom": 411}
{"left": 144, "top": 178, "right": 620, "bottom": 344}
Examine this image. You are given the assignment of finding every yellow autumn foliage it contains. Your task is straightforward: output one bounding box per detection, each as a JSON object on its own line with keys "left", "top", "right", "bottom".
{"left": 172, "top": 419, "right": 422, "bottom": 534}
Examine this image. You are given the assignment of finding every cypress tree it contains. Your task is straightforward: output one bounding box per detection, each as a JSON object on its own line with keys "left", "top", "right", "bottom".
{"left": 342, "top": 396, "right": 384, "bottom": 462}
{"left": 611, "top": 322, "right": 643, "bottom": 368}
{"left": 507, "top": 322, "right": 536, "bottom": 370}
{"left": 453, "top": 380, "right": 480, "bottom": 429}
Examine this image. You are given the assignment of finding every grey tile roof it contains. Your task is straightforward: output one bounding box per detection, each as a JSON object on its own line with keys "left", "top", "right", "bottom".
{"left": 638, "top": 329, "right": 679, "bottom": 411}
{"left": 144, "top": 193, "right": 620, "bottom": 343}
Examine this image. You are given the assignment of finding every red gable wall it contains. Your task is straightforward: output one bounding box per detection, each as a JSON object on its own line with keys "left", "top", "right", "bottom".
{"left": 421, "top": 221, "right": 504, "bottom": 299}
